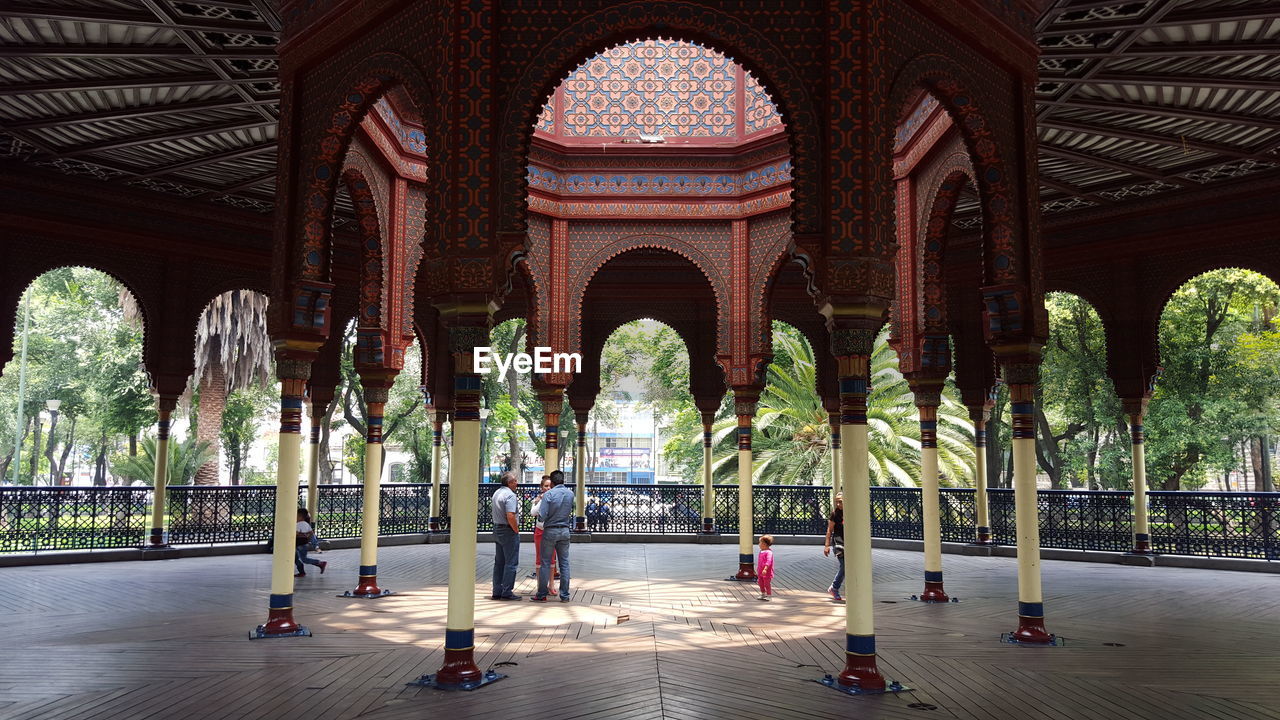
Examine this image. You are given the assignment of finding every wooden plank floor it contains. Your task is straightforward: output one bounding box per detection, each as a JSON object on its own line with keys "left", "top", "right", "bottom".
{"left": 1, "top": 542, "right": 1278, "bottom": 719}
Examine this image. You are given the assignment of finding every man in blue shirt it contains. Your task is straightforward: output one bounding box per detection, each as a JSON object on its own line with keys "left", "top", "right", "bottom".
{"left": 534, "top": 470, "right": 574, "bottom": 602}
{"left": 491, "top": 472, "right": 522, "bottom": 600}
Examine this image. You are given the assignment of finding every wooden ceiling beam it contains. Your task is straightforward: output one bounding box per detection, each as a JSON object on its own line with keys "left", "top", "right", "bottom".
{"left": 1039, "top": 72, "right": 1280, "bottom": 92}
{"left": 1040, "top": 144, "right": 1196, "bottom": 186}
{"left": 1, "top": 5, "right": 278, "bottom": 35}
{"left": 1039, "top": 97, "right": 1280, "bottom": 130}
{"left": 1044, "top": 4, "right": 1280, "bottom": 33}
{"left": 59, "top": 119, "right": 275, "bottom": 156}
{"left": 0, "top": 72, "right": 276, "bottom": 96}
{"left": 0, "top": 45, "right": 276, "bottom": 59}
{"left": 137, "top": 0, "right": 280, "bottom": 127}
{"left": 2, "top": 97, "right": 278, "bottom": 130}
{"left": 131, "top": 141, "right": 275, "bottom": 178}
{"left": 1042, "top": 43, "right": 1278, "bottom": 59}
{"left": 1038, "top": 118, "right": 1259, "bottom": 160}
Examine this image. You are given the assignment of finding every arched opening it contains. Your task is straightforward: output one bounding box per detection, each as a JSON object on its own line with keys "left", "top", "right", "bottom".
{"left": 1153, "top": 268, "right": 1280, "bottom": 491}
{"left": 189, "top": 289, "right": 273, "bottom": 486}
{"left": 2, "top": 267, "right": 151, "bottom": 488}
{"left": 1031, "top": 291, "right": 1120, "bottom": 490}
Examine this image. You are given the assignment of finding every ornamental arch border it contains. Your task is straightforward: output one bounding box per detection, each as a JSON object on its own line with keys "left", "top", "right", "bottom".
{"left": 496, "top": 1, "right": 821, "bottom": 237}
{"left": 887, "top": 53, "right": 1023, "bottom": 290}
{"left": 281, "top": 51, "right": 436, "bottom": 316}
{"left": 573, "top": 238, "right": 727, "bottom": 358}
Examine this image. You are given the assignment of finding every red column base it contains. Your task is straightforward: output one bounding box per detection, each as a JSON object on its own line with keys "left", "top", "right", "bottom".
{"left": 919, "top": 581, "right": 949, "bottom": 603}
{"left": 700, "top": 517, "right": 716, "bottom": 534}
{"left": 1010, "top": 614, "right": 1055, "bottom": 645}
{"left": 251, "top": 605, "right": 311, "bottom": 638}
{"left": 838, "top": 654, "right": 887, "bottom": 692}
{"left": 435, "top": 647, "right": 483, "bottom": 687}
{"left": 345, "top": 570, "right": 392, "bottom": 598}
{"left": 428, "top": 518, "right": 441, "bottom": 532}
{"left": 1128, "top": 534, "right": 1153, "bottom": 555}
{"left": 734, "top": 562, "right": 757, "bottom": 580}
{"left": 261, "top": 607, "right": 301, "bottom": 634}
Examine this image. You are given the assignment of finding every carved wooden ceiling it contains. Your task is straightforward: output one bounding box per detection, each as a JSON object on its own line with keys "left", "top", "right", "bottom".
{"left": 1, "top": 0, "right": 1277, "bottom": 224}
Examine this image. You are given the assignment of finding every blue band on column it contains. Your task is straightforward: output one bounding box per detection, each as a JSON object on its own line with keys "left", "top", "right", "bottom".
{"left": 703, "top": 517, "right": 713, "bottom": 524}
{"left": 846, "top": 634, "right": 876, "bottom": 655}
{"left": 919, "top": 420, "right": 937, "bottom": 430}
{"left": 269, "top": 593, "right": 293, "bottom": 609}
{"left": 359, "top": 565, "right": 377, "bottom": 576}
{"left": 839, "top": 378, "right": 868, "bottom": 394}
{"left": 445, "top": 628, "right": 474, "bottom": 651}
{"left": 924, "top": 570, "right": 943, "bottom": 582}
{"left": 738, "top": 553, "right": 754, "bottom": 564}
{"left": 977, "top": 526, "right": 991, "bottom": 533}
{"left": 1011, "top": 402, "right": 1034, "bottom": 416}
{"left": 1135, "top": 533, "right": 1150, "bottom": 541}
{"left": 1019, "top": 601, "right": 1044, "bottom": 618}
{"left": 454, "top": 376, "right": 482, "bottom": 391}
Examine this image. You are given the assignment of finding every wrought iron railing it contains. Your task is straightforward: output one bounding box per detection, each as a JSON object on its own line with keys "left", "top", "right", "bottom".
{"left": 1, "top": 484, "right": 1276, "bottom": 561}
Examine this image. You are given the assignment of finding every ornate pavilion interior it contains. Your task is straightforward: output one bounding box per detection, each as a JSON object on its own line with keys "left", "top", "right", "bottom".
{"left": 1, "top": 1, "right": 1279, "bottom": 719}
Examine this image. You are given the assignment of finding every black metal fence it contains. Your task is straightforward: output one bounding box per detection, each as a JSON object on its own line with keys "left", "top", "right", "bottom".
{"left": 1, "top": 484, "right": 1276, "bottom": 561}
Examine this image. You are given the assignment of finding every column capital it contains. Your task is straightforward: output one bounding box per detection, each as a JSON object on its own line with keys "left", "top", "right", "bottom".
{"left": 1121, "top": 396, "right": 1149, "bottom": 420}
{"left": 731, "top": 385, "right": 761, "bottom": 417}
{"left": 905, "top": 374, "right": 945, "bottom": 409}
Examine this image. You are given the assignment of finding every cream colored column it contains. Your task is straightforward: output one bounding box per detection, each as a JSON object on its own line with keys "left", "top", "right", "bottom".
{"left": 146, "top": 397, "right": 177, "bottom": 547}
{"left": 1125, "top": 398, "right": 1153, "bottom": 555}
{"left": 348, "top": 384, "right": 391, "bottom": 597}
{"left": 971, "top": 408, "right": 994, "bottom": 544}
{"left": 429, "top": 411, "right": 445, "bottom": 531}
{"left": 916, "top": 398, "right": 948, "bottom": 602}
{"left": 829, "top": 412, "right": 842, "bottom": 501}
{"left": 430, "top": 317, "right": 488, "bottom": 687}
{"left": 732, "top": 390, "right": 758, "bottom": 580}
{"left": 701, "top": 413, "right": 715, "bottom": 533}
{"left": 1007, "top": 371, "right": 1053, "bottom": 644}
{"left": 833, "top": 325, "right": 885, "bottom": 690}
{"left": 574, "top": 413, "right": 588, "bottom": 532}
{"left": 253, "top": 360, "right": 310, "bottom": 638}
{"left": 305, "top": 406, "right": 322, "bottom": 520}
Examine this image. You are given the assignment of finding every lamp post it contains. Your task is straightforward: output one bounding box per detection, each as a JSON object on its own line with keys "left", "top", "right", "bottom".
{"left": 45, "top": 399, "right": 61, "bottom": 486}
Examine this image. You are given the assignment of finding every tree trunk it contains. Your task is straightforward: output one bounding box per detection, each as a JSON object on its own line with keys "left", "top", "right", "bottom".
{"left": 1033, "top": 406, "right": 1063, "bottom": 489}
{"left": 318, "top": 398, "right": 337, "bottom": 484}
{"left": 93, "top": 432, "right": 108, "bottom": 486}
{"left": 193, "top": 359, "right": 227, "bottom": 486}
{"left": 30, "top": 414, "right": 42, "bottom": 485}
{"left": 56, "top": 416, "right": 76, "bottom": 485}
{"left": 0, "top": 451, "right": 12, "bottom": 481}
{"left": 505, "top": 325, "right": 525, "bottom": 472}
{"left": 1086, "top": 425, "right": 1099, "bottom": 490}
{"left": 1253, "top": 435, "right": 1274, "bottom": 493}
{"left": 985, "top": 426, "right": 1001, "bottom": 489}
{"left": 43, "top": 412, "right": 60, "bottom": 484}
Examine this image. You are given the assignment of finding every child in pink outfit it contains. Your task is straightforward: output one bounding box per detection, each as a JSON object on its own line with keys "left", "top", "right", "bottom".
{"left": 757, "top": 535, "right": 775, "bottom": 600}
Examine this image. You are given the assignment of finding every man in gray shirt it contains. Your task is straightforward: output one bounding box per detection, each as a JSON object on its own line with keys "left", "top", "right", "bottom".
{"left": 491, "top": 472, "right": 522, "bottom": 600}
{"left": 534, "top": 470, "right": 574, "bottom": 602}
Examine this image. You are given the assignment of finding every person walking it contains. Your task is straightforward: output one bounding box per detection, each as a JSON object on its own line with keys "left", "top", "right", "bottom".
{"left": 295, "top": 508, "right": 327, "bottom": 578}
{"left": 756, "top": 535, "right": 775, "bottom": 600}
{"left": 491, "top": 472, "right": 522, "bottom": 600}
{"left": 823, "top": 492, "right": 845, "bottom": 602}
{"left": 533, "top": 470, "right": 574, "bottom": 602}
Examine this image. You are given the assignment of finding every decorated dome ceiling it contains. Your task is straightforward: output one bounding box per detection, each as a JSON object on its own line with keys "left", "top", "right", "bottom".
{"left": 534, "top": 39, "right": 784, "bottom": 144}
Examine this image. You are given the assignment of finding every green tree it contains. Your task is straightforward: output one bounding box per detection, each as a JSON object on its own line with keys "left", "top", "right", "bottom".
{"left": 1148, "top": 269, "right": 1280, "bottom": 489}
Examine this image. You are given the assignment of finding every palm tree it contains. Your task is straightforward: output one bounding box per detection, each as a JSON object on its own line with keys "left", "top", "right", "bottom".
{"left": 191, "top": 291, "right": 272, "bottom": 485}
{"left": 111, "top": 435, "right": 216, "bottom": 486}
{"left": 693, "top": 324, "right": 974, "bottom": 487}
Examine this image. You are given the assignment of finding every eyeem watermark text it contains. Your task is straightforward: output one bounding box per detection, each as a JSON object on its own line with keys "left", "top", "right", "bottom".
{"left": 474, "top": 347, "right": 581, "bottom": 377}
